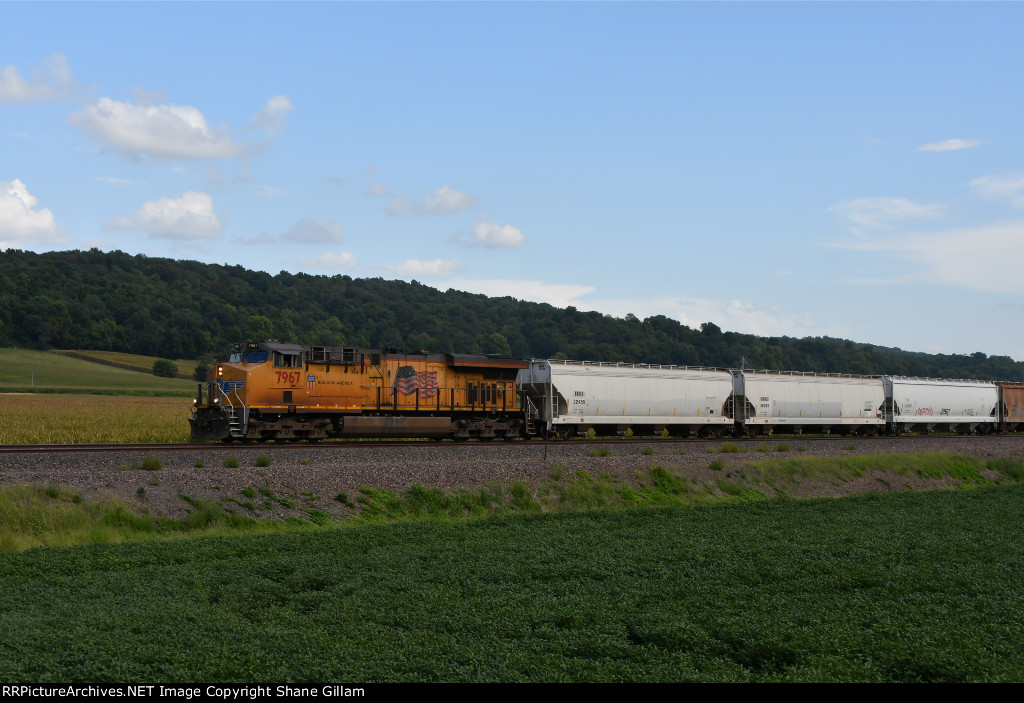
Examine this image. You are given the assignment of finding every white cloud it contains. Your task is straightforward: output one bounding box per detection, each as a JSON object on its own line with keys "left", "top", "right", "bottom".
{"left": 835, "top": 222, "right": 1024, "bottom": 295}
{"left": 0, "top": 55, "right": 77, "bottom": 102}
{"left": 436, "top": 278, "right": 832, "bottom": 339}
{"left": 282, "top": 218, "right": 344, "bottom": 244}
{"left": 105, "top": 191, "right": 222, "bottom": 239}
{"left": 387, "top": 185, "right": 476, "bottom": 215}
{"left": 827, "top": 197, "right": 943, "bottom": 234}
{"left": 246, "top": 95, "right": 293, "bottom": 136}
{"left": 582, "top": 296, "right": 827, "bottom": 339}
{"left": 365, "top": 182, "right": 393, "bottom": 197}
{"left": 439, "top": 279, "right": 596, "bottom": 308}
{"left": 970, "top": 173, "right": 1024, "bottom": 208}
{"left": 378, "top": 258, "right": 462, "bottom": 277}
{"left": 70, "top": 97, "right": 247, "bottom": 160}
{"left": 424, "top": 186, "right": 476, "bottom": 214}
{"left": 0, "top": 179, "right": 67, "bottom": 247}
{"left": 385, "top": 196, "right": 418, "bottom": 215}
{"left": 452, "top": 215, "right": 525, "bottom": 248}
{"left": 919, "top": 139, "right": 982, "bottom": 152}
{"left": 299, "top": 251, "right": 360, "bottom": 269}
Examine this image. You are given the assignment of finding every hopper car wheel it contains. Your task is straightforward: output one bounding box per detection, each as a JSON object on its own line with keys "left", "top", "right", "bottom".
{"left": 710, "top": 427, "right": 725, "bottom": 439}
{"left": 747, "top": 426, "right": 762, "bottom": 438}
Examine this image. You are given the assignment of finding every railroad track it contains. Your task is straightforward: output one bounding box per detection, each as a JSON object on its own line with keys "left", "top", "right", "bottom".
{"left": 0, "top": 433, "right": 1005, "bottom": 455}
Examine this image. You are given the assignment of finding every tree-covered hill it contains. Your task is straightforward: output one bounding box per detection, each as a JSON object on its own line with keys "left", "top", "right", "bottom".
{"left": 2, "top": 248, "right": 1021, "bottom": 380}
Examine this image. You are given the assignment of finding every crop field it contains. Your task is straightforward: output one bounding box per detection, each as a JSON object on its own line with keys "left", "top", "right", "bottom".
{"left": 52, "top": 349, "right": 200, "bottom": 380}
{"left": 0, "top": 349, "right": 194, "bottom": 395}
{"left": 0, "top": 484, "right": 1022, "bottom": 682}
{"left": 0, "top": 394, "right": 191, "bottom": 443}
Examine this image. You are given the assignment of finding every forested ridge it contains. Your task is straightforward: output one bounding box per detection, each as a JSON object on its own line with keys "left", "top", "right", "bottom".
{"left": 2, "top": 248, "right": 1021, "bottom": 380}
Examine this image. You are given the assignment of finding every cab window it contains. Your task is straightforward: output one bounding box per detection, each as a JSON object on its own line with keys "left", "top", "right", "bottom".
{"left": 273, "top": 352, "right": 300, "bottom": 367}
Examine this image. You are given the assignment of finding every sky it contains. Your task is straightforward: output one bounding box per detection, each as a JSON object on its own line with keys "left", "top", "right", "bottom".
{"left": 2, "top": 2, "right": 1024, "bottom": 361}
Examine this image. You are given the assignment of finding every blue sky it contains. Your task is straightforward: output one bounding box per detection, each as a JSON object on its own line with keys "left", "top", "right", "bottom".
{"left": 3, "top": 2, "right": 1023, "bottom": 361}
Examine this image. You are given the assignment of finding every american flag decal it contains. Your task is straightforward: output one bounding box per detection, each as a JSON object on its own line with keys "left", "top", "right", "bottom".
{"left": 307, "top": 375, "right": 316, "bottom": 391}
{"left": 393, "top": 366, "right": 439, "bottom": 399}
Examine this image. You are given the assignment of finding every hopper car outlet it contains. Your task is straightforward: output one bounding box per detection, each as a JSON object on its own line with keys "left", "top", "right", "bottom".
{"left": 190, "top": 341, "right": 1024, "bottom": 442}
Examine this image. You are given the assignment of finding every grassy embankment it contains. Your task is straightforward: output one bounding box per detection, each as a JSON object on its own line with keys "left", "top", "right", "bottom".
{"left": 0, "top": 348, "right": 194, "bottom": 443}
{"left": 1, "top": 483, "right": 1022, "bottom": 682}
{"left": 2, "top": 451, "right": 1022, "bottom": 552}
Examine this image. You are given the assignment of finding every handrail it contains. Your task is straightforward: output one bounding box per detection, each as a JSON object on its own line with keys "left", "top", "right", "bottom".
{"left": 542, "top": 359, "right": 730, "bottom": 372}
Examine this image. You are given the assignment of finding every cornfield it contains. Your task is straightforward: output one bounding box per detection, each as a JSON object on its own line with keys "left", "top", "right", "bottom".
{"left": 0, "top": 394, "right": 192, "bottom": 444}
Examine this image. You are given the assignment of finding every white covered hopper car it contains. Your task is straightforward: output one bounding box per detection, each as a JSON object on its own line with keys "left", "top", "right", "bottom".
{"left": 518, "top": 360, "right": 735, "bottom": 438}
{"left": 731, "top": 371, "right": 885, "bottom": 436}
{"left": 883, "top": 377, "right": 998, "bottom": 434}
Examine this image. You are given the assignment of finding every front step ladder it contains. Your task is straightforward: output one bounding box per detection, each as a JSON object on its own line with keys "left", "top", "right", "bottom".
{"left": 217, "top": 387, "right": 248, "bottom": 439}
{"left": 226, "top": 407, "right": 246, "bottom": 438}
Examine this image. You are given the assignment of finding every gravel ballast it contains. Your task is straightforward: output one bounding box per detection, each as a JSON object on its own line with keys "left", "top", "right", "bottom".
{"left": 2, "top": 435, "right": 1023, "bottom": 520}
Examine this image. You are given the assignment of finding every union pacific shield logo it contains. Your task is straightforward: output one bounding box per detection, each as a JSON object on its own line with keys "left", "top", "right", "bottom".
{"left": 393, "top": 366, "right": 439, "bottom": 398}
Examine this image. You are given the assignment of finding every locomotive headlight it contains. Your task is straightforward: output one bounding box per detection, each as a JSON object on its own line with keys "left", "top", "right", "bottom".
{"left": 213, "top": 397, "right": 220, "bottom": 404}
{"left": 217, "top": 365, "right": 223, "bottom": 377}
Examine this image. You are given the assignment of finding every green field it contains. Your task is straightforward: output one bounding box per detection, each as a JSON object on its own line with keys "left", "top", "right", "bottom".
{"left": 52, "top": 349, "right": 201, "bottom": 380}
{"left": 1, "top": 485, "right": 1022, "bottom": 682}
{"left": 0, "top": 348, "right": 195, "bottom": 396}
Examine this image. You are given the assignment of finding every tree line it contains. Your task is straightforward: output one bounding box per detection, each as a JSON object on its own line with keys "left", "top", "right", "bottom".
{"left": 2, "top": 248, "right": 1021, "bottom": 381}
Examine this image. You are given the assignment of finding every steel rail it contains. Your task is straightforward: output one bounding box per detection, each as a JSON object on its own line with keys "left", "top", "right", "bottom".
{"left": 0, "top": 433, "right": 1005, "bottom": 455}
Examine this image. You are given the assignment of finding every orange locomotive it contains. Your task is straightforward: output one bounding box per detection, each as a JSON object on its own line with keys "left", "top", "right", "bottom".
{"left": 190, "top": 341, "right": 530, "bottom": 441}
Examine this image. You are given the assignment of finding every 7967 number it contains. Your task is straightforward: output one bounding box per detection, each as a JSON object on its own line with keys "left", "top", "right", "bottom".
{"left": 275, "top": 371, "right": 301, "bottom": 384}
